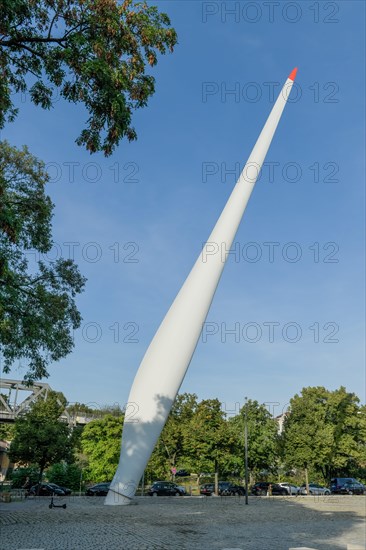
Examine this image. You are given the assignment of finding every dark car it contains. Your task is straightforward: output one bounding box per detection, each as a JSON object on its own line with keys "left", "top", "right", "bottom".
{"left": 200, "top": 483, "right": 214, "bottom": 496}
{"left": 330, "top": 477, "right": 358, "bottom": 494}
{"left": 218, "top": 482, "right": 246, "bottom": 496}
{"left": 332, "top": 481, "right": 365, "bottom": 495}
{"left": 251, "top": 482, "right": 288, "bottom": 496}
{"left": 58, "top": 486, "right": 72, "bottom": 496}
{"left": 29, "top": 483, "right": 65, "bottom": 496}
{"left": 86, "top": 482, "right": 110, "bottom": 496}
{"left": 148, "top": 481, "right": 185, "bottom": 496}
{"left": 47, "top": 483, "right": 71, "bottom": 496}
{"left": 176, "top": 469, "right": 190, "bottom": 477}
{"left": 200, "top": 482, "right": 245, "bottom": 496}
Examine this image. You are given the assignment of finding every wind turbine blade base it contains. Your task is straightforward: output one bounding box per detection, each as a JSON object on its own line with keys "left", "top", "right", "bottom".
{"left": 104, "top": 487, "right": 132, "bottom": 506}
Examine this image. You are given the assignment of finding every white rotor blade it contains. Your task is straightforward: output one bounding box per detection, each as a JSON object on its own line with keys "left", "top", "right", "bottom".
{"left": 105, "top": 68, "right": 298, "bottom": 505}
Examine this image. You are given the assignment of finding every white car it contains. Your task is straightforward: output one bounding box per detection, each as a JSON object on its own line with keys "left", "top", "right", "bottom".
{"left": 278, "top": 483, "right": 300, "bottom": 495}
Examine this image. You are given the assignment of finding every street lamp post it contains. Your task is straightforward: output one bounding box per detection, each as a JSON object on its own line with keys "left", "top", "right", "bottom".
{"left": 244, "top": 397, "right": 249, "bottom": 505}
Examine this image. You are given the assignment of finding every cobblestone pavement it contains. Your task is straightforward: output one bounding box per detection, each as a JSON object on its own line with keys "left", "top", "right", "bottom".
{"left": 0, "top": 495, "right": 365, "bottom": 550}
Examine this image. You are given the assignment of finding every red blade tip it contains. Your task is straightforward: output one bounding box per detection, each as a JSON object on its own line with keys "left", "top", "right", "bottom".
{"left": 288, "top": 67, "right": 298, "bottom": 81}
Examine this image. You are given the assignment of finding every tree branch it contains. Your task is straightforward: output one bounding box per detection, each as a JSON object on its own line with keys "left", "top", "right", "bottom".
{"left": 3, "top": 50, "right": 42, "bottom": 77}
{"left": 47, "top": 13, "right": 59, "bottom": 40}
{"left": 63, "top": 22, "right": 89, "bottom": 39}
{"left": 0, "top": 278, "right": 37, "bottom": 298}
{"left": 7, "top": 43, "right": 45, "bottom": 59}
{"left": 0, "top": 37, "right": 66, "bottom": 46}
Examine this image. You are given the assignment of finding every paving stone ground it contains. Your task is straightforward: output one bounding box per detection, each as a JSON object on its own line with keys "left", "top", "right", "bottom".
{"left": 0, "top": 494, "right": 365, "bottom": 550}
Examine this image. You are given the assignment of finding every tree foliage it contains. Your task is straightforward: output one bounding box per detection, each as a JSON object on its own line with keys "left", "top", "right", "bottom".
{"left": 147, "top": 397, "right": 279, "bottom": 480}
{"left": 75, "top": 389, "right": 366, "bottom": 487}
{"left": 229, "top": 399, "right": 279, "bottom": 477}
{"left": 0, "top": 392, "right": 15, "bottom": 440}
{"left": 281, "top": 386, "right": 366, "bottom": 481}
{"left": 0, "top": 421, "right": 15, "bottom": 441}
{"left": 0, "top": 0, "right": 178, "bottom": 155}
{"left": 0, "top": 1, "right": 177, "bottom": 380}
{"left": 147, "top": 393, "right": 198, "bottom": 478}
{"left": 182, "top": 398, "right": 236, "bottom": 476}
{"left": 66, "top": 402, "right": 98, "bottom": 418}
{"left": 47, "top": 461, "right": 82, "bottom": 490}
{"left": 8, "top": 465, "right": 40, "bottom": 488}
{"left": 0, "top": 141, "right": 86, "bottom": 381}
{"left": 81, "top": 413, "right": 123, "bottom": 481}
{"left": 9, "top": 391, "right": 74, "bottom": 479}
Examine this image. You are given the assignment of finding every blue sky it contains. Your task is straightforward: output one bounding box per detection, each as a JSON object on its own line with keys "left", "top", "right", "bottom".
{"left": 2, "top": 1, "right": 365, "bottom": 415}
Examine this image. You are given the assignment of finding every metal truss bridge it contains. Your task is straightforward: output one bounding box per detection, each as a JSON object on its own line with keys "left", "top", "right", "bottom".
{"left": 0, "top": 378, "right": 89, "bottom": 426}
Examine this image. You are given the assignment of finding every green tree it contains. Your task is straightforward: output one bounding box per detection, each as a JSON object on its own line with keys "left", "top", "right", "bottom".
{"left": 99, "top": 404, "right": 124, "bottom": 417}
{"left": 0, "top": 141, "right": 86, "bottom": 381}
{"left": 0, "top": 1, "right": 177, "bottom": 380}
{"left": 183, "top": 398, "right": 235, "bottom": 476}
{"left": 147, "top": 393, "right": 198, "bottom": 479}
{"left": 66, "top": 403, "right": 97, "bottom": 417}
{"left": 8, "top": 465, "right": 40, "bottom": 488}
{"left": 281, "top": 386, "right": 366, "bottom": 482}
{"left": 9, "top": 391, "right": 74, "bottom": 481}
{"left": 65, "top": 402, "right": 123, "bottom": 422}
{"left": 0, "top": 421, "right": 15, "bottom": 441}
{"left": 229, "top": 399, "right": 279, "bottom": 479}
{"left": 47, "top": 462, "right": 82, "bottom": 491}
{"left": 0, "top": 393, "right": 16, "bottom": 439}
{"left": 81, "top": 414, "right": 123, "bottom": 481}
{"left": 0, "top": 0, "right": 178, "bottom": 155}
{"left": 147, "top": 395, "right": 241, "bottom": 481}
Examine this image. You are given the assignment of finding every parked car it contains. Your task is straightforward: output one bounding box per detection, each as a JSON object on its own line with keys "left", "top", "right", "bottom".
{"left": 200, "top": 482, "right": 245, "bottom": 496}
{"left": 330, "top": 477, "right": 358, "bottom": 494}
{"left": 200, "top": 483, "right": 214, "bottom": 496}
{"left": 28, "top": 483, "right": 65, "bottom": 496}
{"left": 278, "top": 482, "right": 300, "bottom": 495}
{"left": 218, "top": 482, "right": 246, "bottom": 496}
{"left": 148, "top": 481, "right": 185, "bottom": 496}
{"left": 47, "top": 483, "right": 71, "bottom": 496}
{"left": 176, "top": 469, "right": 190, "bottom": 477}
{"left": 251, "top": 482, "right": 288, "bottom": 496}
{"left": 85, "top": 482, "right": 110, "bottom": 496}
{"left": 299, "top": 483, "right": 330, "bottom": 495}
{"left": 331, "top": 481, "right": 365, "bottom": 495}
